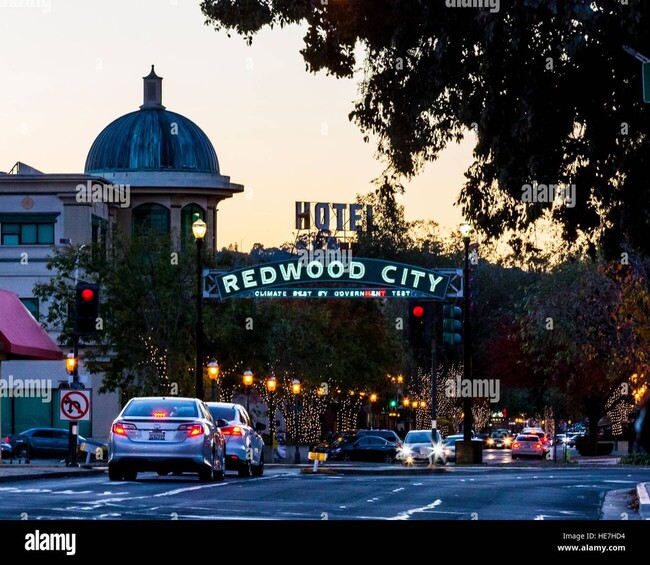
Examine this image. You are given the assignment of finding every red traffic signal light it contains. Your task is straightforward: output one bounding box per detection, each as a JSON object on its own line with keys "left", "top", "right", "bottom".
{"left": 74, "top": 282, "right": 99, "bottom": 336}
{"left": 80, "top": 288, "right": 95, "bottom": 302}
{"left": 408, "top": 299, "right": 431, "bottom": 349}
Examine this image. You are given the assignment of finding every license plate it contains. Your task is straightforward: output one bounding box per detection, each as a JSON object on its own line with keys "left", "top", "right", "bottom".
{"left": 149, "top": 431, "right": 165, "bottom": 441}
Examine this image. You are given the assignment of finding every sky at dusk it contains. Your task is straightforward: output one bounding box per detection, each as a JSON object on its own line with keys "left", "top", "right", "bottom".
{"left": 0, "top": 0, "right": 475, "bottom": 250}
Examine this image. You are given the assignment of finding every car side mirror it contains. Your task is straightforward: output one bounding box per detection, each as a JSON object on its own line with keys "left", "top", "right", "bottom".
{"left": 255, "top": 422, "right": 266, "bottom": 432}
{"left": 216, "top": 418, "right": 229, "bottom": 428}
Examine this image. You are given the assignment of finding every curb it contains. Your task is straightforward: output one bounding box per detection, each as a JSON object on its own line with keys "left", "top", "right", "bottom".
{"left": 637, "top": 482, "right": 650, "bottom": 520}
{"left": 0, "top": 467, "right": 105, "bottom": 483}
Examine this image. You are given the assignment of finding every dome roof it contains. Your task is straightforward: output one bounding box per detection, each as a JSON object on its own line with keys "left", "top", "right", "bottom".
{"left": 84, "top": 66, "right": 220, "bottom": 175}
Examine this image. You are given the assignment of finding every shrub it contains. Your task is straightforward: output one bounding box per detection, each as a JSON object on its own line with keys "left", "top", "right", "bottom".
{"left": 619, "top": 452, "right": 650, "bottom": 465}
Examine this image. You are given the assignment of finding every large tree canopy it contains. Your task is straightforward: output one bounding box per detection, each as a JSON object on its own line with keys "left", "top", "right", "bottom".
{"left": 201, "top": 0, "right": 650, "bottom": 259}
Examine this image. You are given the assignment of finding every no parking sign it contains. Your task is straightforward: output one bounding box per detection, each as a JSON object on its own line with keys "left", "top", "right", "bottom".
{"left": 59, "top": 389, "right": 91, "bottom": 421}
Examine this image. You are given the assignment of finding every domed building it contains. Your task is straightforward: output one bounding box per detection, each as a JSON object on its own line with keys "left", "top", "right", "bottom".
{"left": 85, "top": 66, "right": 243, "bottom": 247}
{"left": 0, "top": 67, "right": 245, "bottom": 440}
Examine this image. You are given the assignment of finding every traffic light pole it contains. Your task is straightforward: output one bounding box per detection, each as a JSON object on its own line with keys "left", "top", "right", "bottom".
{"left": 67, "top": 333, "right": 79, "bottom": 467}
{"left": 430, "top": 315, "right": 438, "bottom": 466}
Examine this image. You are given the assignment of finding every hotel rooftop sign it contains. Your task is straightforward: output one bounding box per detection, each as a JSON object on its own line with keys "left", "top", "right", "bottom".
{"left": 203, "top": 259, "right": 463, "bottom": 300}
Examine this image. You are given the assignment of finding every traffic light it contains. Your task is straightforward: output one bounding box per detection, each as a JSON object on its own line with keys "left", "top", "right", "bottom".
{"left": 408, "top": 299, "right": 431, "bottom": 349}
{"left": 442, "top": 304, "right": 462, "bottom": 346}
{"left": 74, "top": 281, "right": 99, "bottom": 336}
{"left": 389, "top": 399, "right": 397, "bottom": 409}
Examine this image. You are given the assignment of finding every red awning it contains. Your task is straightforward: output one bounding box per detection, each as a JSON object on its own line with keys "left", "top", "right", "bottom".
{"left": 0, "top": 289, "right": 63, "bottom": 360}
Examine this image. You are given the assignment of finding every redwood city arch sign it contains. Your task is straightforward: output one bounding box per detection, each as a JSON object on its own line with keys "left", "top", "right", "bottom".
{"left": 203, "top": 258, "right": 464, "bottom": 300}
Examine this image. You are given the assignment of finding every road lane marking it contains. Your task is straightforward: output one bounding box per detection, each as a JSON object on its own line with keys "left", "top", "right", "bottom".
{"left": 390, "top": 499, "right": 442, "bottom": 520}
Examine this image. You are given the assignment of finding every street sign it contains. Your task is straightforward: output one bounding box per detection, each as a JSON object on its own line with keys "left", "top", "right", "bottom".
{"left": 60, "top": 389, "right": 91, "bottom": 421}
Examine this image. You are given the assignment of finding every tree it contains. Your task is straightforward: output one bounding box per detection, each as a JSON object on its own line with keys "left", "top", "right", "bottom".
{"left": 34, "top": 234, "right": 198, "bottom": 399}
{"left": 518, "top": 257, "right": 650, "bottom": 450}
{"left": 201, "top": 0, "right": 650, "bottom": 259}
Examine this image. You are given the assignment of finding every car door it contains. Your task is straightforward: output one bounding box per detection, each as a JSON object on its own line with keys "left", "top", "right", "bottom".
{"left": 51, "top": 429, "right": 70, "bottom": 456}
{"left": 29, "top": 430, "right": 54, "bottom": 456}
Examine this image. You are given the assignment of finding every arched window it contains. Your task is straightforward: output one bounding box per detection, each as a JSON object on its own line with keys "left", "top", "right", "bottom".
{"left": 181, "top": 204, "right": 205, "bottom": 241}
{"left": 132, "top": 204, "right": 170, "bottom": 235}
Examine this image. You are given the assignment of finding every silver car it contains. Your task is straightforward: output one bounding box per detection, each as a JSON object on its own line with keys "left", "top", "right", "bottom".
{"left": 108, "top": 397, "right": 226, "bottom": 482}
{"left": 398, "top": 429, "right": 444, "bottom": 465}
{"left": 206, "top": 402, "right": 265, "bottom": 477}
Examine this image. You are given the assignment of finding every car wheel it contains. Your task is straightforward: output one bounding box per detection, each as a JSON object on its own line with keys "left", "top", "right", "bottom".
{"left": 511, "top": 454, "right": 517, "bottom": 460}
{"left": 384, "top": 453, "right": 394, "bottom": 463}
{"left": 157, "top": 470, "right": 169, "bottom": 476}
{"left": 123, "top": 470, "right": 137, "bottom": 481}
{"left": 108, "top": 464, "right": 123, "bottom": 481}
{"left": 238, "top": 460, "right": 252, "bottom": 477}
{"left": 15, "top": 446, "right": 30, "bottom": 459}
{"left": 342, "top": 454, "right": 352, "bottom": 462}
{"left": 251, "top": 453, "right": 264, "bottom": 477}
{"left": 214, "top": 451, "right": 226, "bottom": 482}
{"left": 198, "top": 462, "right": 214, "bottom": 482}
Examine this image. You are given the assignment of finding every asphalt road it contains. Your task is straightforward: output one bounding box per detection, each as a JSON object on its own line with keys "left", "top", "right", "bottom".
{"left": 0, "top": 465, "right": 645, "bottom": 521}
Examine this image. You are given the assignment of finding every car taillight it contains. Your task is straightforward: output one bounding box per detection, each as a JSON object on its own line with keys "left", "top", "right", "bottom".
{"left": 535, "top": 443, "right": 542, "bottom": 449}
{"left": 513, "top": 442, "right": 520, "bottom": 449}
{"left": 178, "top": 423, "right": 204, "bottom": 437}
{"left": 221, "top": 426, "right": 242, "bottom": 436}
{"left": 112, "top": 422, "right": 136, "bottom": 436}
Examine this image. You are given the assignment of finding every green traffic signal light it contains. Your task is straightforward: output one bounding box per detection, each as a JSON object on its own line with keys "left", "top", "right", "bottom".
{"left": 389, "top": 399, "right": 397, "bottom": 408}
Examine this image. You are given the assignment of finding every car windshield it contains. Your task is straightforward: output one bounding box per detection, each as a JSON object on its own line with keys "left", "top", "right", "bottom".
{"left": 406, "top": 432, "right": 432, "bottom": 444}
{"left": 208, "top": 406, "right": 237, "bottom": 422}
{"left": 122, "top": 399, "right": 198, "bottom": 418}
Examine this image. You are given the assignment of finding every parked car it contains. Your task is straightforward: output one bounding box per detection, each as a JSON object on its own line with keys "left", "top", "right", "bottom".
{"left": 329, "top": 435, "right": 398, "bottom": 462}
{"left": 1, "top": 440, "right": 13, "bottom": 458}
{"left": 314, "top": 429, "right": 402, "bottom": 456}
{"left": 511, "top": 434, "right": 546, "bottom": 459}
{"left": 398, "top": 429, "right": 444, "bottom": 464}
{"left": 5, "top": 427, "right": 99, "bottom": 460}
{"left": 108, "top": 396, "right": 226, "bottom": 482}
{"left": 206, "top": 401, "right": 265, "bottom": 477}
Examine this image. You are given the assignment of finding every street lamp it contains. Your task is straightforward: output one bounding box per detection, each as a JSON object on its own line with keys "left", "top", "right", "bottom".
{"left": 192, "top": 218, "right": 207, "bottom": 400}
{"left": 291, "top": 379, "right": 301, "bottom": 464}
{"left": 243, "top": 368, "right": 254, "bottom": 413}
{"left": 266, "top": 376, "right": 277, "bottom": 454}
{"left": 66, "top": 351, "right": 76, "bottom": 375}
{"left": 207, "top": 358, "right": 219, "bottom": 401}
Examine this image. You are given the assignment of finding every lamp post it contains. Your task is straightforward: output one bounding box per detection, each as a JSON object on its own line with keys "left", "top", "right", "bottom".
{"left": 207, "top": 358, "right": 219, "bottom": 402}
{"left": 243, "top": 368, "right": 254, "bottom": 414}
{"left": 266, "top": 376, "right": 277, "bottom": 452}
{"left": 292, "top": 379, "right": 301, "bottom": 464}
{"left": 192, "top": 218, "right": 207, "bottom": 400}
{"left": 369, "top": 393, "right": 377, "bottom": 429}
{"left": 65, "top": 350, "right": 79, "bottom": 467}
{"left": 460, "top": 220, "right": 473, "bottom": 443}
